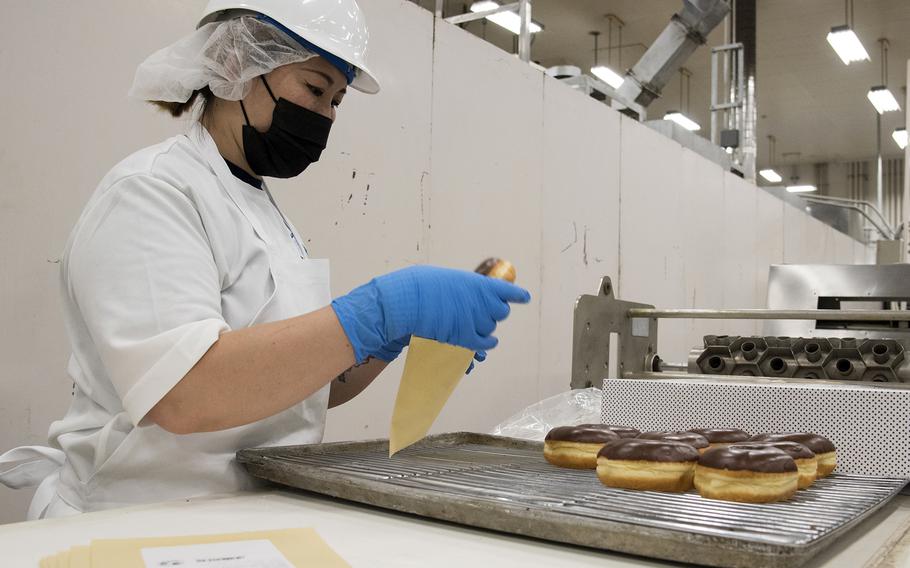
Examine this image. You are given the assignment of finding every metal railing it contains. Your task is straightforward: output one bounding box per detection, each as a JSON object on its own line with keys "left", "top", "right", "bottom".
{"left": 438, "top": 0, "right": 534, "bottom": 62}
{"left": 798, "top": 194, "right": 900, "bottom": 241}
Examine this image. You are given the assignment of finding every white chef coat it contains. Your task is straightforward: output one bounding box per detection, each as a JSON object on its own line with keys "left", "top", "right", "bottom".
{"left": 0, "top": 123, "right": 332, "bottom": 518}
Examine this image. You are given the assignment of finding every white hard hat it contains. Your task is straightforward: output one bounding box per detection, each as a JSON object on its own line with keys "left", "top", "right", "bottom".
{"left": 199, "top": 0, "right": 380, "bottom": 94}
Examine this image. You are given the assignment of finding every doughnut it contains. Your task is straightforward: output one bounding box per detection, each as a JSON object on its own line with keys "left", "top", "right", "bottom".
{"left": 687, "top": 428, "right": 750, "bottom": 447}
{"left": 732, "top": 441, "right": 817, "bottom": 489}
{"left": 749, "top": 433, "right": 836, "bottom": 477}
{"left": 474, "top": 258, "right": 516, "bottom": 283}
{"left": 637, "top": 431, "right": 710, "bottom": 453}
{"left": 596, "top": 438, "right": 699, "bottom": 492}
{"left": 695, "top": 445, "right": 798, "bottom": 503}
{"left": 593, "top": 424, "right": 641, "bottom": 438}
{"left": 544, "top": 425, "right": 620, "bottom": 469}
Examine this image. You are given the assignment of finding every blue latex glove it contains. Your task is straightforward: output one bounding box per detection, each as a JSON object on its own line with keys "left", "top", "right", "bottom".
{"left": 372, "top": 335, "right": 411, "bottom": 363}
{"left": 332, "top": 265, "right": 531, "bottom": 363}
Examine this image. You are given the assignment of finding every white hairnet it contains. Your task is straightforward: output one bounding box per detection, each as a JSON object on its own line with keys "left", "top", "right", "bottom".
{"left": 129, "top": 16, "right": 317, "bottom": 103}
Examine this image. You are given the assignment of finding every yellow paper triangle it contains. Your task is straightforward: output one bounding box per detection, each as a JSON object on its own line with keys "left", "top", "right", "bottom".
{"left": 389, "top": 336, "right": 475, "bottom": 456}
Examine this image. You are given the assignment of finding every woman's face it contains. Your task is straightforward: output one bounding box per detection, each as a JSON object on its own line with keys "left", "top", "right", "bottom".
{"left": 244, "top": 56, "right": 348, "bottom": 130}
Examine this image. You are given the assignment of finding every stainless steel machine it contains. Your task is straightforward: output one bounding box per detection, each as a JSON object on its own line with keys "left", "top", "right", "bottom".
{"left": 572, "top": 266, "right": 910, "bottom": 390}
{"left": 571, "top": 266, "right": 910, "bottom": 478}
{"left": 684, "top": 264, "right": 910, "bottom": 382}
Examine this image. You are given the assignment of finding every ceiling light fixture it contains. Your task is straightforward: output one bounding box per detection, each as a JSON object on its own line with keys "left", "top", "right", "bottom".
{"left": 664, "top": 68, "right": 700, "bottom": 131}
{"left": 827, "top": 25, "right": 869, "bottom": 65}
{"left": 470, "top": 1, "right": 542, "bottom": 35}
{"left": 893, "top": 128, "right": 908, "bottom": 150}
{"left": 784, "top": 154, "right": 816, "bottom": 194}
{"left": 759, "top": 135, "right": 782, "bottom": 184}
{"left": 588, "top": 18, "right": 625, "bottom": 90}
{"left": 868, "top": 39, "right": 900, "bottom": 114}
{"left": 827, "top": 1, "right": 869, "bottom": 65}
{"left": 867, "top": 86, "right": 900, "bottom": 114}
{"left": 786, "top": 185, "right": 818, "bottom": 194}
{"left": 759, "top": 169, "right": 783, "bottom": 183}
{"left": 664, "top": 111, "right": 700, "bottom": 131}
{"left": 591, "top": 65, "right": 624, "bottom": 89}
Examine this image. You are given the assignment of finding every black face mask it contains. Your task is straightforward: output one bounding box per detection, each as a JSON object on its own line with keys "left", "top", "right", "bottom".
{"left": 240, "top": 76, "right": 333, "bottom": 178}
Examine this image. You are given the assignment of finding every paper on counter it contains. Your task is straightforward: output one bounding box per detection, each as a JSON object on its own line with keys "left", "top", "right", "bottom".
{"left": 69, "top": 546, "right": 90, "bottom": 568}
{"left": 389, "top": 336, "right": 475, "bottom": 456}
{"left": 72, "top": 528, "right": 346, "bottom": 568}
{"left": 141, "top": 539, "right": 292, "bottom": 568}
{"left": 40, "top": 550, "right": 68, "bottom": 568}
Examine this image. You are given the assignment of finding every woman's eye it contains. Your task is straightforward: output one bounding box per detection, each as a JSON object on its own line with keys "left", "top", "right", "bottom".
{"left": 307, "top": 85, "right": 325, "bottom": 97}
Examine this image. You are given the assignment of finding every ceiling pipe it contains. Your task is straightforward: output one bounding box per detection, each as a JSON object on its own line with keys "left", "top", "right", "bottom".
{"left": 735, "top": 0, "right": 757, "bottom": 180}
{"left": 616, "top": 0, "right": 730, "bottom": 110}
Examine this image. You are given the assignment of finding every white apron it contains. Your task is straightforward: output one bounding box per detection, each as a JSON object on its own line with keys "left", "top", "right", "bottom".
{"left": 0, "top": 124, "right": 331, "bottom": 519}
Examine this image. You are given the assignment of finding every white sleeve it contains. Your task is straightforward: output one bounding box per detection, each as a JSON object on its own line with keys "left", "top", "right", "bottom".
{"left": 67, "top": 173, "right": 230, "bottom": 426}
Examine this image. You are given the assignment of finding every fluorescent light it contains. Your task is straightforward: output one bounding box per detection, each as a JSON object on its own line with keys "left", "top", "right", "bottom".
{"left": 591, "top": 66, "right": 624, "bottom": 89}
{"left": 664, "top": 111, "right": 700, "bottom": 131}
{"left": 786, "top": 185, "right": 817, "bottom": 193}
{"left": 867, "top": 86, "right": 901, "bottom": 114}
{"left": 893, "top": 128, "right": 908, "bottom": 150}
{"left": 590, "top": 65, "right": 624, "bottom": 89}
{"left": 470, "top": 1, "right": 542, "bottom": 34}
{"left": 826, "top": 26, "right": 870, "bottom": 65}
{"left": 759, "top": 169, "right": 783, "bottom": 183}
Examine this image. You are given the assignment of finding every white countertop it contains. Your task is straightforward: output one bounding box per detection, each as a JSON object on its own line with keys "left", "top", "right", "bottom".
{"left": 2, "top": 489, "right": 910, "bottom": 567}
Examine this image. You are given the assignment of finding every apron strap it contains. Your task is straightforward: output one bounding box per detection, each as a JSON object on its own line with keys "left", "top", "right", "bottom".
{"left": 0, "top": 445, "right": 65, "bottom": 489}
{"left": 28, "top": 469, "right": 63, "bottom": 520}
{"left": 0, "top": 446, "right": 67, "bottom": 521}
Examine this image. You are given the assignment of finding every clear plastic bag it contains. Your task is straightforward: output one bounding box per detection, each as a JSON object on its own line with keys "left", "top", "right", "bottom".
{"left": 490, "top": 388, "right": 603, "bottom": 441}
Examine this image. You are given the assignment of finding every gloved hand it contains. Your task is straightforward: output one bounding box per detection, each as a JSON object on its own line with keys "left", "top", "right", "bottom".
{"left": 372, "top": 335, "right": 411, "bottom": 363}
{"left": 331, "top": 265, "right": 531, "bottom": 363}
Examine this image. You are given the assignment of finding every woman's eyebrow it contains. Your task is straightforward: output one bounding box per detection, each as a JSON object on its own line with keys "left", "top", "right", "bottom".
{"left": 304, "top": 69, "right": 347, "bottom": 95}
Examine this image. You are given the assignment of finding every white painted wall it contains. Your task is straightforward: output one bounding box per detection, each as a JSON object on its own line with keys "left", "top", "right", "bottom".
{"left": 0, "top": 0, "right": 863, "bottom": 523}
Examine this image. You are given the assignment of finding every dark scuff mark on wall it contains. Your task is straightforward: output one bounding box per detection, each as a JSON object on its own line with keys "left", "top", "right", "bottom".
{"left": 561, "top": 222, "right": 578, "bottom": 253}
{"left": 582, "top": 226, "right": 588, "bottom": 266}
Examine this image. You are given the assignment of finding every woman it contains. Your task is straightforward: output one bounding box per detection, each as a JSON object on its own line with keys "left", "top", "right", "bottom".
{"left": 0, "top": 0, "right": 529, "bottom": 519}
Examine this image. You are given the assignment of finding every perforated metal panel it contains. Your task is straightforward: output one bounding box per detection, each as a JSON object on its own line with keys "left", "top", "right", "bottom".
{"left": 602, "top": 378, "right": 910, "bottom": 477}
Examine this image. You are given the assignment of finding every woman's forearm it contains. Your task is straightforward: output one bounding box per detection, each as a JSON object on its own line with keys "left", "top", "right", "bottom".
{"left": 328, "top": 358, "right": 389, "bottom": 408}
{"left": 147, "top": 305, "right": 355, "bottom": 434}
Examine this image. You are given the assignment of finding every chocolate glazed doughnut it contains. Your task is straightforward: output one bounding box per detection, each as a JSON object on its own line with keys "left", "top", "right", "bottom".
{"left": 591, "top": 424, "right": 641, "bottom": 438}
{"left": 749, "top": 433, "right": 836, "bottom": 477}
{"left": 732, "top": 441, "right": 817, "bottom": 489}
{"left": 544, "top": 425, "right": 620, "bottom": 469}
{"left": 596, "top": 439, "right": 699, "bottom": 492}
{"left": 695, "top": 445, "right": 798, "bottom": 503}
{"left": 687, "top": 428, "right": 750, "bottom": 447}
{"left": 638, "top": 431, "right": 710, "bottom": 453}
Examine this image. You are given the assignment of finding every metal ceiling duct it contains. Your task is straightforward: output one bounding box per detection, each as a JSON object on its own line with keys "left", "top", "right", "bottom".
{"left": 735, "top": 0, "right": 758, "bottom": 180}
{"left": 616, "top": 0, "right": 730, "bottom": 109}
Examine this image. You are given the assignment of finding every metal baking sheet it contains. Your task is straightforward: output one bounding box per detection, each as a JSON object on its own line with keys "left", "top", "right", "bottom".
{"left": 237, "top": 433, "right": 907, "bottom": 568}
